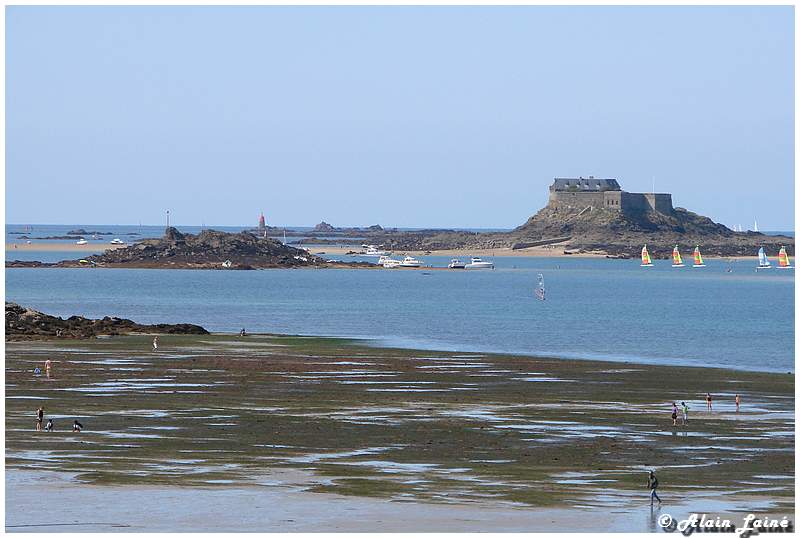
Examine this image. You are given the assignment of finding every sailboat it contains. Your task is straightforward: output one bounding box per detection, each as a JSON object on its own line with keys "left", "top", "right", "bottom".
{"left": 753, "top": 219, "right": 759, "bottom": 233}
{"left": 671, "top": 245, "right": 685, "bottom": 267}
{"left": 641, "top": 245, "right": 653, "bottom": 267}
{"left": 534, "top": 274, "right": 546, "bottom": 301}
{"left": 692, "top": 246, "right": 706, "bottom": 268}
{"left": 777, "top": 246, "right": 792, "bottom": 269}
{"left": 757, "top": 247, "right": 772, "bottom": 270}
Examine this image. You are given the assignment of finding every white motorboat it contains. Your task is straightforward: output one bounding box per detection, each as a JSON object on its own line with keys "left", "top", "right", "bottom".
{"left": 110, "top": 238, "right": 126, "bottom": 245}
{"left": 399, "top": 256, "right": 423, "bottom": 268}
{"left": 464, "top": 257, "right": 494, "bottom": 269}
{"left": 76, "top": 239, "right": 88, "bottom": 245}
{"left": 379, "top": 255, "right": 401, "bottom": 268}
{"left": 448, "top": 258, "right": 466, "bottom": 269}
{"left": 361, "top": 244, "right": 388, "bottom": 256}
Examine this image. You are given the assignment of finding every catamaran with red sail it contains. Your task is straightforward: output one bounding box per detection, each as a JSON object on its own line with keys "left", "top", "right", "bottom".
{"left": 692, "top": 246, "right": 706, "bottom": 268}
{"left": 641, "top": 245, "right": 653, "bottom": 267}
{"left": 671, "top": 245, "right": 684, "bottom": 268}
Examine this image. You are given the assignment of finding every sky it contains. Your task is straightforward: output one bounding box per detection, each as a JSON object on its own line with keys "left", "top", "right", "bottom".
{"left": 5, "top": 6, "right": 795, "bottom": 230}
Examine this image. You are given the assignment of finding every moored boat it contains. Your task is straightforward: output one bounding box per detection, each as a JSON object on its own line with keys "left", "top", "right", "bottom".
{"left": 76, "top": 239, "right": 88, "bottom": 245}
{"left": 398, "top": 256, "right": 423, "bottom": 268}
{"left": 379, "top": 255, "right": 401, "bottom": 268}
{"left": 464, "top": 257, "right": 494, "bottom": 269}
{"left": 447, "top": 258, "right": 466, "bottom": 269}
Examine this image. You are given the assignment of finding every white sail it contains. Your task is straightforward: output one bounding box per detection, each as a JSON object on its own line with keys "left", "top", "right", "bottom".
{"left": 754, "top": 219, "right": 759, "bottom": 233}
{"left": 758, "top": 247, "right": 771, "bottom": 268}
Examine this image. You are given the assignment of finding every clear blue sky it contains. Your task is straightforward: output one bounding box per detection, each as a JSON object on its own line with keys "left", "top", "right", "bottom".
{"left": 6, "top": 6, "right": 795, "bottom": 229}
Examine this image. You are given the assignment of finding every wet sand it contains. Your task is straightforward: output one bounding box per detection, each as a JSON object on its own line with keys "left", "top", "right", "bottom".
{"left": 5, "top": 335, "right": 794, "bottom": 531}
{"left": 305, "top": 245, "right": 603, "bottom": 257}
{"left": 5, "top": 469, "right": 790, "bottom": 532}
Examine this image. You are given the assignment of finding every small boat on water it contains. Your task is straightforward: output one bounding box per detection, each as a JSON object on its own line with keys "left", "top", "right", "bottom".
{"left": 757, "top": 246, "right": 772, "bottom": 270}
{"left": 671, "top": 245, "right": 685, "bottom": 267}
{"left": 110, "top": 238, "right": 125, "bottom": 245}
{"left": 379, "top": 255, "right": 401, "bottom": 268}
{"left": 692, "top": 246, "right": 706, "bottom": 268}
{"left": 465, "top": 257, "right": 494, "bottom": 269}
{"left": 361, "top": 244, "right": 388, "bottom": 257}
{"left": 398, "top": 256, "right": 423, "bottom": 268}
{"left": 448, "top": 258, "right": 466, "bottom": 269}
{"left": 76, "top": 239, "right": 88, "bottom": 245}
{"left": 777, "top": 246, "right": 793, "bottom": 269}
{"left": 640, "top": 245, "right": 653, "bottom": 267}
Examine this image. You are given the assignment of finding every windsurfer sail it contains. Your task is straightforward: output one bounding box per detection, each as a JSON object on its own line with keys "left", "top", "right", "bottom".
{"left": 535, "top": 274, "right": 546, "bottom": 301}
{"left": 777, "top": 246, "right": 792, "bottom": 269}
{"left": 641, "top": 245, "right": 653, "bottom": 267}
{"left": 672, "top": 246, "right": 684, "bottom": 267}
{"left": 692, "top": 246, "right": 705, "bottom": 268}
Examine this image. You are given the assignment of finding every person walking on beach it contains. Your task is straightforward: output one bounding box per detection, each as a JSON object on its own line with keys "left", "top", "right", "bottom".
{"left": 647, "top": 470, "right": 662, "bottom": 505}
{"left": 152, "top": 336, "right": 159, "bottom": 352}
{"left": 706, "top": 393, "right": 713, "bottom": 412}
{"left": 35, "top": 406, "right": 44, "bottom": 432}
{"left": 671, "top": 402, "right": 678, "bottom": 427}
{"left": 44, "top": 359, "right": 52, "bottom": 377}
{"left": 735, "top": 394, "right": 741, "bottom": 412}
{"left": 681, "top": 402, "right": 689, "bottom": 425}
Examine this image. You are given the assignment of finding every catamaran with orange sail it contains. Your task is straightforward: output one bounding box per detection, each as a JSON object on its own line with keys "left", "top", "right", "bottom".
{"left": 777, "top": 246, "right": 792, "bottom": 269}
{"left": 692, "top": 246, "right": 706, "bottom": 268}
{"left": 641, "top": 245, "right": 653, "bottom": 267}
{"left": 671, "top": 245, "right": 684, "bottom": 267}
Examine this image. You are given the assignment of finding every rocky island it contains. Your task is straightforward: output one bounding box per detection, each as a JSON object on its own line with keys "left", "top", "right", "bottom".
{"left": 5, "top": 228, "right": 376, "bottom": 270}
{"left": 297, "top": 177, "right": 794, "bottom": 258}
{"left": 5, "top": 302, "right": 208, "bottom": 340}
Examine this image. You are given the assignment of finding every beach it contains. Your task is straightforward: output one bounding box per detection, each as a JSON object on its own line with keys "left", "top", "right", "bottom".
{"left": 5, "top": 334, "right": 794, "bottom": 532}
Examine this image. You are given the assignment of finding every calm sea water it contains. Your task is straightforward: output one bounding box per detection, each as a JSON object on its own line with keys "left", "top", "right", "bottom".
{"left": 5, "top": 255, "right": 794, "bottom": 373}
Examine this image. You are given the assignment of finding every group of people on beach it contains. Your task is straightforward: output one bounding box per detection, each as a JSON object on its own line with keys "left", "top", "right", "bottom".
{"left": 35, "top": 406, "right": 83, "bottom": 433}
{"left": 670, "top": 393, "right": 742, "bottom": 426}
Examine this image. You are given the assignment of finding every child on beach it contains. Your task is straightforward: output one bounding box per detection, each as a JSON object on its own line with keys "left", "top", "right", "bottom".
{"left": 671, "top": 403, "right": 678, "bottom": 426}
{"left": 706, "top": 393, "right": 712, "bottom": 412}
{"left": 681, "top": 402, "right": 688, "bottom": 425}
{"left": 735, "top": 394, "right": 741, "bottom": 412}
{"left": 44, "top": 419, "right": 54, "bottom": 432}
{"left": 73, "top": 420, "right": 83, "bottom": 432}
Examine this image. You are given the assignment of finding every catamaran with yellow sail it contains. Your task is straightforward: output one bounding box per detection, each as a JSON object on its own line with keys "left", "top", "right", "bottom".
{"left": 671, "top": 245, "right": 684, "bottom": 268}
{"left": 692, "top": 246, "right": 705, "bottom": 268}
{"left": 641, "top": 245, "right": 653, "bottom": 267}
{"left": 777, "top": 246, "right": 792, "bottom": 269}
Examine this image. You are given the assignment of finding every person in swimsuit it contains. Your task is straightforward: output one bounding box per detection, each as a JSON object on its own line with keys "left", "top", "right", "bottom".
{"left": 671, "top": 402, "right": 678, "bottom": 426}
{"left": 706, "top": 393, "right": 712, "bottom": 412}
{"left": 35, "top": 407, "right": 44, "bottom": 431}
{"left": 735, "top": 394, "right": 741, "bottom": 412}
{"left": 44, "top": 359, "right": 52, "bottom": 377}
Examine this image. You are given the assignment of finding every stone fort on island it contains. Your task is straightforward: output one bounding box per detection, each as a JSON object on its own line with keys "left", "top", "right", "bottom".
{"left": 548, "top": 177, "right": 674, "bottom": 215}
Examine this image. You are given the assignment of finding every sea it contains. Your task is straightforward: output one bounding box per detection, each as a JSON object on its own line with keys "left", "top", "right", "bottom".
{"left": 5, "top": 224, "right": 795, "bottom": 373}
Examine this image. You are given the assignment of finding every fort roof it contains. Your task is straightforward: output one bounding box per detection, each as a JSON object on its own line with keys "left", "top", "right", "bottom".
{"left": 551, "top": 177, "right": 621, "bottom": 192}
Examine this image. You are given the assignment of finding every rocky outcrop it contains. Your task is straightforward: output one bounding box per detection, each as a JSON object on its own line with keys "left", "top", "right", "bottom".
{"left": 74, "top": 227, "right": 327, "bottom": 269}
{"left": 313, "top": 221, "right": 336, "bottom": 232}
{"left": 5, "top": 302, "right": 208, "bottom": 340}
{"left": 67, "top": 229, "right": 111, "bottom": 235}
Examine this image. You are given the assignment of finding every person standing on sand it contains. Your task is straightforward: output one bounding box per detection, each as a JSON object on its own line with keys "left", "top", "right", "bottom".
{"left": 647, "top": 470, "right": 662, "bottom": 505}
{"left": 44, "top": 359, "right": 52, "bottom": 377}
{"left": 681, "top": 402, "right": 689, "bottom": 425}
{"left": 152, "top": 336, "right": 158, "bottom": 352}
{"left": 671, "top": 403, "right": 678, "bottom": 426}
{"left": 706, "top": 393, "right": 712, "bottom": 412}
{"left": 735, "top": 394, "right": 741, "bottom": 412}
{"left": 35, "top": 406, "right": 44, "bottom": 431}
